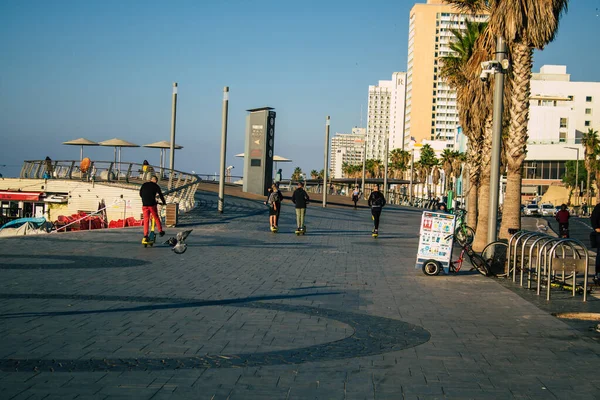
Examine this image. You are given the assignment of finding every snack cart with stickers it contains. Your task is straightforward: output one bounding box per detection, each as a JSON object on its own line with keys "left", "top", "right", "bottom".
{"left": 415, "top": 211, "right": 456, "bottom": 275}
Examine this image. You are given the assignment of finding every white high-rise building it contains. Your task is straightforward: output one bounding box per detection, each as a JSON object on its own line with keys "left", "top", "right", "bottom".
{"left": 366, "top": 72, "right": 407, "bottom": 161}
{"left": 330, "top": 127, "right": 366, "bottom": 178}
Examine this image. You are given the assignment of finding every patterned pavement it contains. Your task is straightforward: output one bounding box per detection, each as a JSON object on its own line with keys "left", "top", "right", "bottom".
{"left": 0, "top": 191, "right": 599, "bottom": 399}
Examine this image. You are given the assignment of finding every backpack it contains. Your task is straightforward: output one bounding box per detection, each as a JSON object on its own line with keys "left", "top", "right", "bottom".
{"left": 373, "top": 193, "right": 385, "bottom": 207}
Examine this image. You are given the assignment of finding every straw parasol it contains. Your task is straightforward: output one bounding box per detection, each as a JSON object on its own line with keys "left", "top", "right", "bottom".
{"left": 99, "top": 138, "right": 140, "bottom": 166}
{"left": 62, "top": 138, "right": 99, "bottom": 160}
{"left": 143, "top": 140, "right": 183, "bottom": 170}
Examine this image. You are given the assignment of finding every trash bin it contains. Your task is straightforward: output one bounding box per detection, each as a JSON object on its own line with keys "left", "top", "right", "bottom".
{"left": 165, "top": 203, "right": 178, "bottom": 227}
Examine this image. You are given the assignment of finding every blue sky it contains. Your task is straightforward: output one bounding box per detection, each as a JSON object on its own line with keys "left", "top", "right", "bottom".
{"left": 1, "top": 0, "right": 599, "bottom": 178}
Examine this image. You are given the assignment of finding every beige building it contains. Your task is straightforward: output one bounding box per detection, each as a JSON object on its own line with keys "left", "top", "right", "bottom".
{"left": 404, "top": 0, "right": 488, "bottom": 147}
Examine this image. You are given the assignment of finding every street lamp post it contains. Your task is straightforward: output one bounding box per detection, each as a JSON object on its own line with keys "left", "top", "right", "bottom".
{"left": 565, "top": 147, "right": 579, "bottom": 206}
{"left": 409, "top": 149, "right": 414, "bottom": 204}
{"left": 323, "top": 116, "right": 331, "bottom": 208}
{"left": 218, "top": 86, "right": 229, "bottom": 213}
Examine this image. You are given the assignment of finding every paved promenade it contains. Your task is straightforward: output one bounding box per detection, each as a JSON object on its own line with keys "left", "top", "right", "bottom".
{"left": 0, "top": 191, "right": 599, "bottom": 399}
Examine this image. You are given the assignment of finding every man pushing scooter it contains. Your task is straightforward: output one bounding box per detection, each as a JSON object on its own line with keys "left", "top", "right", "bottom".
{"left": 139, "top": 175, "right": 166, "bottom": 243}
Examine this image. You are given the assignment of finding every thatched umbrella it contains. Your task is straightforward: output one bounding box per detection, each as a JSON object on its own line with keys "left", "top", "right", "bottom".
{"left": 62, "top": 138, "right": 99, "bottom": 160}
{"left": 98, "top": 138, "right": 140, "bottom": 168}
{"left": 143, "top": 140, "right": 183, "bottom": 170}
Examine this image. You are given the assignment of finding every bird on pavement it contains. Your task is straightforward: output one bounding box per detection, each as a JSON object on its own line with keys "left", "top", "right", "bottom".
{"left": 536, "top": 219, "right": 548, "bottom": 233}
{"left": 164, "top": 229, "right": 193, "bottom": 254}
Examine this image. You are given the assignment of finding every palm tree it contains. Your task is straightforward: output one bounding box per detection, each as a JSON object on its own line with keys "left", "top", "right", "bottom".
{"left": 432, "top": 166, "right": 441, "bottom": 198}
{"left": 390, "top": 148, "right": 411, "bottom": 179}
{"left": 440, "top": 19, "right": 490, "bottom": 230}
{"left": 447, "top": 0, "right": 570, "bottom": 239}
{"left": 372, "top": 159, "right": 382, "bottom": 179}
{"left": 452, "top": 152, "right": 465, "bottom": 193}
{"left": 440, "top": 149, "right": 455, "bottom": 193}
{"left": 310, "top": 169, "right": 319, "bottom": 179}
{"left": 582, "top": 128, "right": 599, "bottom": 207}
{"left": 291, "top": 167, "right": 303, "bottom": 182}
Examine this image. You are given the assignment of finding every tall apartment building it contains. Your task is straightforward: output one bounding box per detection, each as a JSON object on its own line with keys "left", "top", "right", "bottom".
{"left": 404, "top": 0, "right": 488, "bottom": 147}
{"left": 366, "top": 72, "right": 407, "bottom": 160}
{"left": 330, "top": 127, "right": 366, "bottom": 179}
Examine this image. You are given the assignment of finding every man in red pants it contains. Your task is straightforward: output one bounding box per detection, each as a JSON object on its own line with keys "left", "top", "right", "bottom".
{"left": 139, "top": 175, "right": 166, "bottom": 241}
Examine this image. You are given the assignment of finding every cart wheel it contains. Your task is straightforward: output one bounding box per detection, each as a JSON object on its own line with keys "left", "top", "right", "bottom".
{"left": 422, "top": 260, "right": 441, "bottom": 276}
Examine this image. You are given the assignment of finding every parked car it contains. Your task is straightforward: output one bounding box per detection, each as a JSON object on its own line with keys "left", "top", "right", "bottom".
{"left": 539, "top": 203, "right": 555, "bottom": 216}
{"left": 523, "top": 204, "right": 540, "bottom": 216}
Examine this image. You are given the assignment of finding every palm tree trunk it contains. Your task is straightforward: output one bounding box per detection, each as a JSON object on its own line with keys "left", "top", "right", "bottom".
{"left": 467, "top": 174, "right": 479, "bottom": 229}
{"left": 472, "top": 116, "right": 493, "bottom": 252}
{"left": 498, "top": 44, "right": 533, "bottom": 240}
{"left": 586, "top": 173, "right": 591, "bottom": 209}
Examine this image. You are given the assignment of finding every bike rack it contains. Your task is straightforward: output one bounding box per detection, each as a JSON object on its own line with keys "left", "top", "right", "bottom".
{"left": 522, "top": 235, "right": 555, "bottom": 288}
{"left": 507, "top": 230, "right": 528, "bottom": 278}
{"left": 535, "top": 237, "right": 566, "bottom": 295}
{"left": 545, "top": 239, "right": 589, "bottom": 302}
{"left": 509, "top": 231, "right": 545, "bottom": 282}
{"left": 504, "top": 230, "right": 590, "bottom": 302}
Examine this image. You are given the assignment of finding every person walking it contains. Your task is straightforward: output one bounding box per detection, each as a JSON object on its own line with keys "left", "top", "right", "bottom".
{"left": 275, "top": 183, "right": 283, "bottom": 226}
{"left": 590, "top": 203, "right": 600, "bottom": 281}
{"left": 368, "top": 184, "right": 386, "bottom": 236}
{"left": 265, "top": 184, "right": 280, "bottom": 232}
{"left": 139, "top": 175, "right": 166, "bottom": 242}
{"left": 352, "top": 186, "right": 361, "bottom": 209}
{"left": 555, "top": 204, "right": 570, "bottom": 238}
{"left": 292, "top": 181, "right": 310, "bottom": 233}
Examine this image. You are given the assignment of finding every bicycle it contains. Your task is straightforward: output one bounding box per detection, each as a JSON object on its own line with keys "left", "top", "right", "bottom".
{"left": 452, "top": 208, "right": 475, "bottom": 246}
{"left": 422, "top": 234, "right": 491, "bottom": 276}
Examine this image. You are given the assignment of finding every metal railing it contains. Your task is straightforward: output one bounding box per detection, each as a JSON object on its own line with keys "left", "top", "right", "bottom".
{"left": 505, "top": 230, "right": 590, "bottom": 302}
{"left": 20, "top": 160, "right": 202, "bottom": 214}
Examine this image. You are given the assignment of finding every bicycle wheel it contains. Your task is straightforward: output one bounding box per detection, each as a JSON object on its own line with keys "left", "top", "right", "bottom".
{"left": 480, "top": 240, "right": 508, "bottom": 275}
{"left": 469, "top": 253, "right": 491, "bottom": 277}
{"left": 454, "top": 225, "right": 475, "bottom": 246}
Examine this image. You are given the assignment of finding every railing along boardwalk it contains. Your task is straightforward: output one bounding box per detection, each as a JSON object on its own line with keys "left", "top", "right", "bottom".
{"left": 21, "top": 160, "right": 202, "bottom": 213}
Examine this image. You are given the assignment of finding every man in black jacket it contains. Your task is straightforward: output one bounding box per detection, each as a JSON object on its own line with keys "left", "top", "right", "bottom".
{"left": 591, "top": 203, "right": 600, "bottom": 279}
{"left": 139, "top": 175, "right": 166, "bottom": 241}
{"left": 368, "top": 184, "right": 387, "bottom": 235}
{"left": 292, "top": 182, "right": 310, "bottom": 232}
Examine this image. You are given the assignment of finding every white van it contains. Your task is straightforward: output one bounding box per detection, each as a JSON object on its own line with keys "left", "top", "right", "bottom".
{"left": 539, "top": 203, "right": 555, "bottom": 216}
{"left": 523, "top": 204, "right": 539, "bottom": 216}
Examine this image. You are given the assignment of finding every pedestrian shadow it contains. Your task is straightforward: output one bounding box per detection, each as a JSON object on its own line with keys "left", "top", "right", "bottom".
{"left": 0, "top": 291, "right": 344, "bottom": 320}
{"left": 0, "top": 254, "right": 147, "bottom": 270}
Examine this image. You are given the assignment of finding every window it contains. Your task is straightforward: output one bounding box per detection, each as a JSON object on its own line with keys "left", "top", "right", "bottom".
{"left": 586, "top": 96, "right": 593, "bottom": 102}
{"left": 585, "top": 121, "right": 591, "bottom": 127}
{"left": 559, "top": 118, "right": 568, "bottom": 128}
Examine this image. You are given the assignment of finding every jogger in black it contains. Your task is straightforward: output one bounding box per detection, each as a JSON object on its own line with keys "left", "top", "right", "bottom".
{"left": 368, "top": 184, "right": 386, "bottom": 235}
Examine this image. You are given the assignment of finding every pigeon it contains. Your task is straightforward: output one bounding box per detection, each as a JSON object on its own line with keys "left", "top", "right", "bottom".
{"left": 535, "top": 219, "right": 548, "bottom": 233}
{"left": 164, "top": 229, "right": 193, "bottom": 254}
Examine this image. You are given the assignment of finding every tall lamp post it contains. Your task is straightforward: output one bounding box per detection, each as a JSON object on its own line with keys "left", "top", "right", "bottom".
{"left": 565, "top": 147, "right": 579, "bottom": 206}
{"left": 323, "top": 116, "right": 331, "bottom": 208}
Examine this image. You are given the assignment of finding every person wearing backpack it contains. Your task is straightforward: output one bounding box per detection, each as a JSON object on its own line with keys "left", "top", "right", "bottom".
{"left": 292, "top": 181, "right": 310, "bottom": 233}
{"left": 368, "top": 184, "right": 387, "bottom": 235}
{"left": 265, "top": 184, "right": 280, "bottom": 232}
{"left": 275, "top": 183, "right": 283, "bottom": 226}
